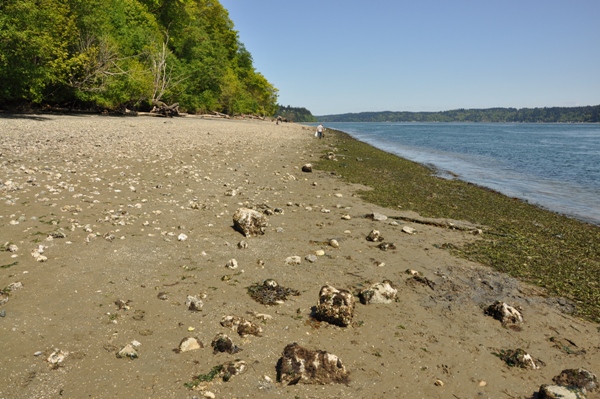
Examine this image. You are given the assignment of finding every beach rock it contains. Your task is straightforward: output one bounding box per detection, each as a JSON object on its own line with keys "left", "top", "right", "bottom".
{"left": 552, "top": 368, "right": 598, "bottom": 393}
{"left": 485, "top": 301, "right": 523, "bottom": 325}
{"left": 186, "top": 295, "right": 204, "bottom": 311}
{"left": 225, "top": 258, "right": 238, "bottom": 269}
{"left": 301, "top": 163, "right": 313, "bottom": 172}
{"left": 538, "top": 385, "right": 586, "bottom": 399}
{"left": 7, "top": 281, "right": 23, "bottom": 291}
{"left": 276, "top": 343, "right": 349, "bottom": 385}
{"left": 179, "top": 337, "right": 203, "bottom": 353}
{"left": 377, "top": 242, "right": 396, "bottom": 251}
{"left": 116, "top": 344, "right": 138, "bottom": 359}
{"left": 329, "top": 239, "right": 340, "bottom": 249}
{"left": 232, "top": 207, "right": 267, "bottom": 237}
{"left": 220, "top": 315, "right": 263, "bottom": 337}
{"left": 314, "top": 285, "right": 355, "bottom": 327}
{"left": 211, "top": 333, "right": 241, "bottom": 354}
{"left": 495, "top": 348, "right": 539, "bottom": 369}
{"left": 221, "top": 360, "right": 247, "bottom": 381}
{"left": 285, "top": 255, "right": 301, "bottom": 265}
{"left": 305, "top": 254, "right": 318, "bottom": 263}
{"left": 366, "top": 229, "right": 383, "bottom": 242}
{"left": 370, "top": 212, "right": 388, "bottom": 221}
{"left": 5, "top": 244, "right": 19, "bottom": 252}
{"left": 359, "top": 280, "right": 398, "bottom": 304}
{"left": 402, "top": 226, "right": 416, "bottom": 234}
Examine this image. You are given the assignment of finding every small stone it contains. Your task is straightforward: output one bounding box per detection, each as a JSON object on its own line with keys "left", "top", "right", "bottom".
{"left": 0, "top": 310, "right": 6, "bottom": 317}
{"left": 220, "top": 315, "right": 263, "bottom": 337}
{"left": 116, "top": 344, "right": 138, "bottom": 359}
{"left": 157, "top": 292, "right": 168, "bottom": 300}
{"left": 305, "top": 254, "right": 318, "bottom": 263}
{"left": 178, "top": 233, "right": 188, "bottom": 241}
{"left": 315, "top": 250, "right": 325, "bottom": 256}
{"left": 186, "top": 295, "right": 204, "bottom": 311}
{"left": 203, "top": 392, "right": 216, "bottom": 399}
{"left": 301, "top": 164, "right": 313, "bottom": 172}
{"left": 34, "top": 351, "right": 43, "bottom": 356}
{"left": 434, "top": 379, "right": 444, "bottom": 387}
{"left": 370, "top": 212, "right": 388, "bottom": 221}
{"left": 334, "top": 193, "right": 343, "bottom": 198}
{"left": 285, "top": 256, "right": 301, "bottom": 265}
{"left": 237, "top": 240, "right": 248, "bottom": 249}
{"left": 406, "top": 269, "right": 421, "bottom": 276}
{"left": 341, "top": 214, "right": 351, "bottom": 220}
{"left": 402, "top": 226, "right": 416, "bottom": 234}
{"left": 7, "top": 281, "right": 23, "bottom": 291}
{"left": 226, "top": 258, "right": 238, "bottom": 269}
{"left": 329, "top": 239, "right": 340, "bottom": 248}
{"left": 366, "top": 230, "right": 383, "bottom": 242}
{"left": 179, "top": 337, "right": 203, "bottom": 353}
{"left": 479, "top": 380, "right": 487, "bottom": 387}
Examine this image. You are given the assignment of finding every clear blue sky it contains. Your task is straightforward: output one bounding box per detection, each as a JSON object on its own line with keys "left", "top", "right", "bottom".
{"left": 220, "top": 0, "right": 600, "bottom": 115}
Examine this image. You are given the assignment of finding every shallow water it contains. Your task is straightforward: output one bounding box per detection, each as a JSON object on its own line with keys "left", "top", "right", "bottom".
{"left": 308, "top": 122, "right": 600, "bottom": 225}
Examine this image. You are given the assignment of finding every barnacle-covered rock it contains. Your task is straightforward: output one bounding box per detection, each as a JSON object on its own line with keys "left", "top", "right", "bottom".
{"left": 276, "top": 343, "right": 349, "bottom": 385}
{"left": 366, "top": 230, "right": 383, "bottom": 242}
{"left": 485, "top": 301, "right": 523, "bottom": 325}
{"left": 232, "top": 208, "right": 267, "bottom": 237}
{"left": 359, "top": 280, "right": 397, "bottom": 304}
{"left": 495, "top": 348, "right": 539, "bottom": 369}
{"left": 552, "top": 368, "right": 598, "bottom": 393}
{"left": 314, "top": 285, "right": 355, "bottom": 327}
{"left": 211, "top": 333, "right": 241, "bottom": 354}
{"left": 220, "top": 315, "right": 263, "bottom": 337}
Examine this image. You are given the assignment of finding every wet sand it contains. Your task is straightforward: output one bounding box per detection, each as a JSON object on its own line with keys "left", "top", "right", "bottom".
{"left": 0, "top": 114, "right": 598, "bottom": 399}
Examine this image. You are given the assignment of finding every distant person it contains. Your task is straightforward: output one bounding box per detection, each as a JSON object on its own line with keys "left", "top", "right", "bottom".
{"left": 316, "top": 124, "right": 324, "bottom": 139}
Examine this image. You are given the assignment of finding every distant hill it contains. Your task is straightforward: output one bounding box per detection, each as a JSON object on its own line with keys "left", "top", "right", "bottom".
{"left": 317, "top": 105, "right": 600, "bottom": 123}
{"left": 276, "top": 105, "right": 317, "bottom": 122}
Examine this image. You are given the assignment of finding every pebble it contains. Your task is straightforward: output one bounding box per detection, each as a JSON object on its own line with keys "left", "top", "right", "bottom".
{"left": 34, "top": 351, "right": 43, "bottom": 356}
{"left": 0, "top": 310, "right": 6, "bottom": 317}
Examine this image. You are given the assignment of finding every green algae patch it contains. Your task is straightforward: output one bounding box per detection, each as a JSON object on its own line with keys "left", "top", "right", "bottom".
{"left": 315, "top": 129, "right": 600, "bottom": 323}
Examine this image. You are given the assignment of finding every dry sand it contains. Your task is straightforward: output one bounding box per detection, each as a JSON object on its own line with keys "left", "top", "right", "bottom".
{"left": 0, "top": 114, "right": 598, "bottom": 399}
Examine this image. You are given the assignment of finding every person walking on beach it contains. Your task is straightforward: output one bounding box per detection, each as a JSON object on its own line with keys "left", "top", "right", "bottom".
{"left": 316, "top": 124, "right": 324, "bottom": 139}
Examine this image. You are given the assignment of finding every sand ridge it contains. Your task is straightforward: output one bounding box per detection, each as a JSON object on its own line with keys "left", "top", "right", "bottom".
{"left": 0, "top": 114, "right": 598, "bottom": 399}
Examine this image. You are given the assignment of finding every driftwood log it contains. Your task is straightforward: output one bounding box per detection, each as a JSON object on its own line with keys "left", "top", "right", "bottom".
{"left": 151, "top": 100, "right": 180, "bottom": 117}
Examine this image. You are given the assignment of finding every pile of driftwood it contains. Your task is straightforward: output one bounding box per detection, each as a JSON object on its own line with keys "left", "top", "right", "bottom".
{"left": 151, "top": 100, "right": 180, "bottom": 117}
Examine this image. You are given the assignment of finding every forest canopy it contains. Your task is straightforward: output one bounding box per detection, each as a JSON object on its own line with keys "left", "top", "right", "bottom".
{"left": 0, "top": 0, "right": 278, "bottom": 115}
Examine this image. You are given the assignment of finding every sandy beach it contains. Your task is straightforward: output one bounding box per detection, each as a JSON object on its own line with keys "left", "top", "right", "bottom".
{"left": 0, "top": 114, "right": 598, "bottom": 399}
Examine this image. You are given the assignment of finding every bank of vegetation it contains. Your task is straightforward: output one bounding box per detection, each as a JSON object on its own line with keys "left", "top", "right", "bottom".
{"left": 318, "top": 105, "right": 600, "bottom": 123}
{"left": 0, "top": 0, "right": 278, "bottom": 115}
{"left": 276, "top": 105, "right": 317, "bottom": 122}
{"left": 317, "top": 129, "right": 600, "bottom": 323}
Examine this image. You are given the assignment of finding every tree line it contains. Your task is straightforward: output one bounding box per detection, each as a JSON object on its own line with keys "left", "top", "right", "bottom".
{"left": 0, "top": 0, "right": 278, "bottom": 115}
{"left": 317, "top": 105, "right": 600, "bottom": 123}
{"left": 276, "top": 105, "right": 317, "bottom": 122}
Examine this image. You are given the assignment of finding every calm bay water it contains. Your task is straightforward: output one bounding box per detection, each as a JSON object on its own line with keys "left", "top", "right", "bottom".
{"left": 309, "top": 122, "right": 600, "bottom": 225}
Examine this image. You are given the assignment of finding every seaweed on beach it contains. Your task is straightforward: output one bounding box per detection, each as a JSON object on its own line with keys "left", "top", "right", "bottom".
{"left": 247, "top": 280, "right": 300, "bottom": 305}
{"left": 316, "top": 129, "right": 600, "bottom": 323}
